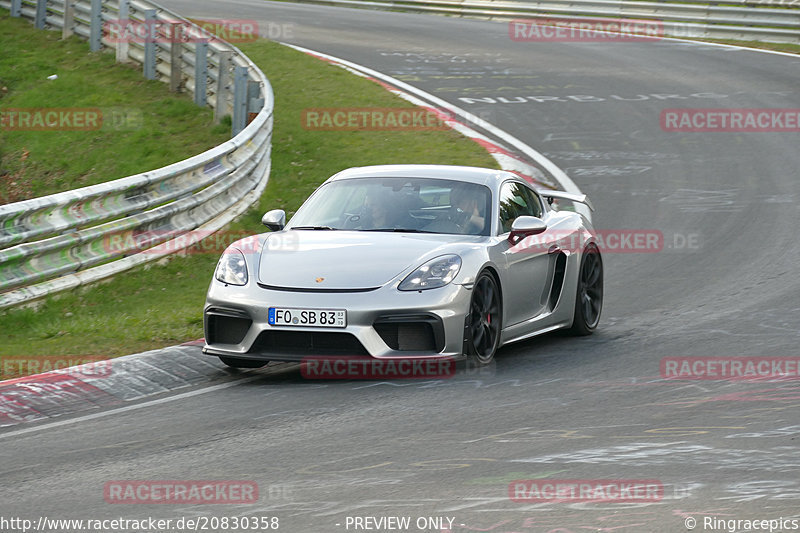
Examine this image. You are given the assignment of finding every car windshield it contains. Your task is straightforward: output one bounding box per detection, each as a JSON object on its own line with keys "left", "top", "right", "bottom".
{"left": 288, "top": 177, "right": 493, "bottom": 236}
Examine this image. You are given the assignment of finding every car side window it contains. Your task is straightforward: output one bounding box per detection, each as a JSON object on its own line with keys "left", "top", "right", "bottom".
{"left": 498, "top": 182, "right": 543, "bottom": 234}
{"left": 524, "top": 188, "right": 544, "bottom": 218}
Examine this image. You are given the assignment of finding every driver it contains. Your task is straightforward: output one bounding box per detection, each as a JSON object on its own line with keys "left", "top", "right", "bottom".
{"left": 449, "top": 185, "right": 485, "bottom": 234}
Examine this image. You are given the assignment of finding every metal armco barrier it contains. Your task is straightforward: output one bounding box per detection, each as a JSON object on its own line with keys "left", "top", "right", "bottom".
{"left": 289, "top": 0, "right": 800, "bottom": 43}
{"left": 0, "top": 0, "right": 274, "bottom": 308}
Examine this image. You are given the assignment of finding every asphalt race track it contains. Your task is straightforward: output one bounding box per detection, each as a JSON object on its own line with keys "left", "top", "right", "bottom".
{"left": 2, "top": 2, "right": 799, "bottom": 532}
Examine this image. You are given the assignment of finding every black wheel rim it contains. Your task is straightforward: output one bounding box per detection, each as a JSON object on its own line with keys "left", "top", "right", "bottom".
{"left": 580, "top": 248, "right": 603, "bottom": 329}
{"left": 470, "top": 274, "right": 501, "bottom": 363}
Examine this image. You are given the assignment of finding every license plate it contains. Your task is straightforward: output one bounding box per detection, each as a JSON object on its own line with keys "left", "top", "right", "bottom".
{"left": 268, "top": 307, "right": 346, "bottom": 328}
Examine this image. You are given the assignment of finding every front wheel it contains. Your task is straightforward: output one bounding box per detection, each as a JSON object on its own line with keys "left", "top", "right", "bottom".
{"left": 219, "top": 356, "right": 268, "bottom": 369}
{"left": 465, "top": 271, "right": 502, "bottom": 365}
{"left": 569, "top": 243, "right": 603, "bottom": 335}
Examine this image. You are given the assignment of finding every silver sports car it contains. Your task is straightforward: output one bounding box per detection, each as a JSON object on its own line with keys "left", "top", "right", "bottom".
{"left": 203, "top": 164, "right": 602, "bottom": 369}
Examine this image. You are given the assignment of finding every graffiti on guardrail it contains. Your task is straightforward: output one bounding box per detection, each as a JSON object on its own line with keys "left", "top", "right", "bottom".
{"left": 0, "top": 0, "right": 274, "bottom": 310}
{"left": 287, "top": 0, "right": 800, "bottom": 44}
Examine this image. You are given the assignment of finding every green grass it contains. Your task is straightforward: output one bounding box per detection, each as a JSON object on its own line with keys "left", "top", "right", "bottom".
{"left": 684, "top": 37, "right": 800, "bottom": 55}
{"left": 0, "top": 38, "right": 497, "bottom": 366}
{"left": 0, "top": 9, "right": 230, "bottom": 203}
{"left": 2, "top": 8, "right": 794, "bottom": 370}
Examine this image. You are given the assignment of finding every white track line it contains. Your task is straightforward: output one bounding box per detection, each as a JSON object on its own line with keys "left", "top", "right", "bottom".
{"left": 1, "top": 41, "right": 599, "bottom": 440}
{"left": 655, "top": 36, "right": 800, "bottom": 60}
{"left": 0, "top": 376, "right": 263, "bottom": 440}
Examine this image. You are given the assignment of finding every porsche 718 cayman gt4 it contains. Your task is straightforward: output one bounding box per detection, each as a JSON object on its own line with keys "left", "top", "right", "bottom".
{"left": 203, "top": 164, "right": 602, "bottom": 368}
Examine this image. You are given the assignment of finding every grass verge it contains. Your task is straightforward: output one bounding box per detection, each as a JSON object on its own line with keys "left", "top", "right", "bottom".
{"left": 683, "top": 37, "right": 800, "bottom": 56}
{"left": 0, "top": 38, "right": 497, "bottom": 370}
{"left": 0, "top": 9, "right": 231, "bottom": 203}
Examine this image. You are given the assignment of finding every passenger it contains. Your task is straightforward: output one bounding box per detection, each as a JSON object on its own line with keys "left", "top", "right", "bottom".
{"left": 349, "top": 187, "right": 404, "bottom": 230}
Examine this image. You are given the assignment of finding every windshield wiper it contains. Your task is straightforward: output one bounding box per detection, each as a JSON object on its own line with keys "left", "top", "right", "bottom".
{"left": 291, "top": 225, "right": 337, "bottom": 230}
{"left": 359, "top": 228, "right": 435, "bottom": 233}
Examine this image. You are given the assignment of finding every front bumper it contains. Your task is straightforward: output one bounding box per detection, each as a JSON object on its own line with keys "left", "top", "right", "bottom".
{"left": 203, "top": 280, "right": 472, "bottom": 362}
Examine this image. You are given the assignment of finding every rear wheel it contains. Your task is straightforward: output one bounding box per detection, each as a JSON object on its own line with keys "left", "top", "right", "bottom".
{"left": 465, "top": 271, "right": 502, "bottom": 365}
{"left": 569, "top": 243, "right": 603, "bottom": 335}
{"left": 219, "top": 356, "right": 268, "bottom": 369}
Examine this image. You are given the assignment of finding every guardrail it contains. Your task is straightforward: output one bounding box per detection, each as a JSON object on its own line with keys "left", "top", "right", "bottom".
{"left": 291, "top": 0, "right": 800, "bottom": 43}
{"left": 0, "top": 0, "right": 274, "bottom": 308}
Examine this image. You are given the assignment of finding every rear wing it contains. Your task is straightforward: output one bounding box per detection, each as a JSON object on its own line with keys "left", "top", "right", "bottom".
{"left": 537, "top": 190, "right": 595, "bottom": 212}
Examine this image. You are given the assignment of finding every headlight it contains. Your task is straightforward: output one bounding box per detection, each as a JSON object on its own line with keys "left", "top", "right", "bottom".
{"left": 399, "top": 254, "right": 462, "bottom": 291}
{"left": 215, "top": 248, "right": 248, "bottom": 286}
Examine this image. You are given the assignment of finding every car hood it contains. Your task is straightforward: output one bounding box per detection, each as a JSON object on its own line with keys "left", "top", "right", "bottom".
{"left": 257, "top": 230, "right": 467, "bottom": 290}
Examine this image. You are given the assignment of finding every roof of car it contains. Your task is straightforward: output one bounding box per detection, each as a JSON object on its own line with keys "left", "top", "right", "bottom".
{"left": 327, "top": 164, "right": 518, "bottom": 186}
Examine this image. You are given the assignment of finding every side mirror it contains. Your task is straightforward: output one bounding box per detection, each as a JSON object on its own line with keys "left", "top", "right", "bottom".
{"left": 509, "top": 216, "right": 546, "bottom": 244}
{"left": 262, "top": 209, "right": 286, "bottom": 231}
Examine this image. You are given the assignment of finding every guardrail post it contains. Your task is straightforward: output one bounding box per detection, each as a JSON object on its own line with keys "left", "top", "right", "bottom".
{"left": 35, "top": 0, "right": 47, "bottom": 29}
{"left": 62, "top": 1, "right": 74, "bottom": 38}
{"left": 143, "top": 9, "right": 157, "bottom": 80}
{"left": 116, "top": 0, "right": 130, "bottom": 63}
{"left": 214, "top": 50, "right": 233, "bottom": 123}
{"left": 194, "top": 42, "right": 208, "bottom": 107}
{"left": 168, "top": 22, "right": 182, "bottom": 92}
{"left": 247, "top": 80, "right": 264, "bottom": 124}
{"left": 232, "top": 66, "right": 248, "bottom": 136}
{"left": 0, "top": 0, "right": 274, "bottom": 309}
{"left": 89, "top": 0, "right": 102, "bottom": 52}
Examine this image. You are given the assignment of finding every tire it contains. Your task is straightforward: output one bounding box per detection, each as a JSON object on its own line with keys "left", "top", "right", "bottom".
{"left": 219, "top": 356, "right": 268, "bottom": 369}
{"left": 465, "top": 270, "right": 502, "bottom": 365}
{"left": 569, "top": 243, "right": 603, "bottom": 335}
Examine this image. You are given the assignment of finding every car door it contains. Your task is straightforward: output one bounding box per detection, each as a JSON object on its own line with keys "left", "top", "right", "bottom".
{"left": 497, "top": 181, "right": 560, "bottom": 326}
